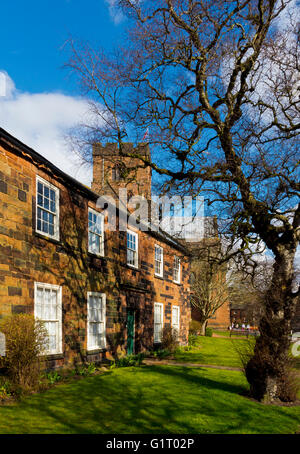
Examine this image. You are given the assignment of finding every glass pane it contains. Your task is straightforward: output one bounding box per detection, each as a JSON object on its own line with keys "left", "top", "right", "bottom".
{"left": 44, "top": 186, "right": 49, "bottom": 198}
{"left": 37, "top": 194, "right": 43, "bottom": 206}
{"left": 42, "top": 221, "right": 49, "bottom": 234}
{"left": 50, "top": 290, "right": 58, "bottom": 319}
{"left": 37, "top": 182, "right": 43, "bottom": 194}
{"left": 44, "top": 289, "right": 51, "bottom": 319}
{"left": 50, "top": 201, "right": 56, "bottom": 213}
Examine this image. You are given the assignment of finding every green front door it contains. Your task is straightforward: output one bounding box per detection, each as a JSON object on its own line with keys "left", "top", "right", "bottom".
{"left": 127, "top": 310, "right": 135, "bottom": 355}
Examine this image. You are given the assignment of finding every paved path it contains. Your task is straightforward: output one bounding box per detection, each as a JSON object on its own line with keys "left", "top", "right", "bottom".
{"left": 144, "top": 359, "right": 242, "bottom": 372}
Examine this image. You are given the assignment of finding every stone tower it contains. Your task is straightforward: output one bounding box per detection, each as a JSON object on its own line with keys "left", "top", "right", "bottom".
{"left": 91, "top": 142, "right": 152, "bottom": 200}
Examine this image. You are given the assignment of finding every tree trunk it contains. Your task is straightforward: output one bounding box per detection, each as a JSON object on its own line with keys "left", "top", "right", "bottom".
{"left": 201, "top": 320, "right": 208, "bottom": 336}
{"left": 245, "top": 249, "right": 298, "bottom": 402}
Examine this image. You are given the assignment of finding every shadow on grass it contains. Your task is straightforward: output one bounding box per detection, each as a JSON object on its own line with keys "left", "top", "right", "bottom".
{"left": 0, "top": 366, "right": 299, "bottom": 434}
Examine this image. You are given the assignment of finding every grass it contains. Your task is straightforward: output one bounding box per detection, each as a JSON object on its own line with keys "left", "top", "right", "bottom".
{"left": 0, "top": 336, "right": 299, "bottom": 434}
{"left": 0, "top": 366, "right": 299, "bottom": 434}
{"left": 174, "top": 336, "right": 249, "bottom": 368}
{"left": 213, "top": 330, "right": 231, "bottom": 337}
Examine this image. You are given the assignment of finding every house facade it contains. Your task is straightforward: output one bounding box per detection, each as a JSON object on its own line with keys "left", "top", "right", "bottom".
{"left": 0, "top": 128, "right": 191, "bottom": 368}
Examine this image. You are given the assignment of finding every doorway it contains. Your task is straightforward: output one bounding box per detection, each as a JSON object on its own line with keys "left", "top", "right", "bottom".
{"left": 127, "top": 309, "right": 135, "bottom": 355}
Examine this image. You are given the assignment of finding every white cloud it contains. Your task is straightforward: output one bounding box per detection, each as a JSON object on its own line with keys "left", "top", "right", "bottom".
{"left": 0, "top": 71, "right": 93, "bottom": 186}
{"left": 105, "top": 0, "right": 125, "bottom": 25}
{"left": 0, "top": 71, "right": 16, "bottom": 98}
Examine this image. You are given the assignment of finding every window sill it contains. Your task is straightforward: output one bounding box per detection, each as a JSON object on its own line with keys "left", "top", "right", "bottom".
{"left": 44, "top": 353, "right": 64, "bottom": 360}
{"left": 35, "top": 231, "right": 60, "bottom": 245}
{"left": 126, "top": 263, "right": 139, "bottom": 271}
{"left": 88, "top": 251, "right": 105, "bottom": 259}
{"left": 173, "top": 281, "right": 181, "bottom": 286}
{"left": 87, "top": 348, "right": 106, "bottom": 355}
{"left": 154, "top": 274, "right": 164, "bottom": 280}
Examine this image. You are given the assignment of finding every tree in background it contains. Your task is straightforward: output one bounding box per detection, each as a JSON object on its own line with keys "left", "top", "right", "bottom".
{"left": 66, "top": 1, "right": 300, "bottom": 402}
{"left": 190, "top": 240, "right": 229, "bottom": 335}
{"left": 228, "top": 264, "right": 269, "bottom": 327}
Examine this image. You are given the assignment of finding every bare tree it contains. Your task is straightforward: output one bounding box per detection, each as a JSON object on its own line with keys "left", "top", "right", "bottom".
{"left": 191, "top": 241, "right": 229, "bottom": 335}
{"left": 66, "top": 1, "right": 300, "bottom": 401}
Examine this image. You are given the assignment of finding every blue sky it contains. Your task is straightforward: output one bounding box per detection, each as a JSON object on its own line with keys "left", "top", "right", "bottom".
{"left": 1, "top": 0, "right": 124, "bottom": 95}
{"left": 0, "top": 1, "right": 125, "bottom": 184}
{"left": 0, "top": 0, "right": 299, "bottom": 190}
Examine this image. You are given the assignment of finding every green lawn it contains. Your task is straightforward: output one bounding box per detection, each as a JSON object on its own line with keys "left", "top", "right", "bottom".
{"left": 0, "top": 336, "right": 299, "bottom": 434}
{"left": 213, "top": 330, "right": 231, "bottom": 337}
{"left": 174, "top": 336, "right": 249, "bottom": 368}
{"left": 0, "top": 366, "right": 299, "bottom": 434}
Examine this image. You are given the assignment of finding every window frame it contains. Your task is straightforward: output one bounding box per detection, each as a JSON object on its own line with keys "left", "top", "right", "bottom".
{"left": 172, "top": 305, "right": 180, "bottom": 339}
{"left": 34, "top": 282, "right": 62, "bottom": 355}
{"left": 87, "top": 292, "right": 106, "bottom": 351}
{"left": 88, "top": 208, "right": 105, "bottom": 257}
{"left": 173, "top": 256, "right": 181, "bottom": 284}
{"left": 126, "top": 229, "right": 139, "bottom": 268}
{"left": 154, "top": 244, "right": 164, "bottom": 278}
{"left": 36, "top": 176, "right": 60, "bottom": 241}
{"left": 154, "top": 302, "right": 164, "bottom": 344}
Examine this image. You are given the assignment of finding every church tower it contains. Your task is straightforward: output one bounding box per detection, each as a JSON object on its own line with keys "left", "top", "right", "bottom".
{"left": 91, "top": 142, "right": 152, "bottom": 200}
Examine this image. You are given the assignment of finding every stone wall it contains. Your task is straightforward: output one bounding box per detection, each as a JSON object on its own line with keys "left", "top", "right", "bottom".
{"left": 0, "top": 133, "right": 191, "bottom": 368}
{"left": 92, "top": 142, "right": 152, "bottom": 201}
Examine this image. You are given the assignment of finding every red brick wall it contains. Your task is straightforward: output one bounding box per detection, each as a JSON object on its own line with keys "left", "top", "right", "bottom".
{"left": 207, "top": 302, "right": 230, "bottom": 330}
{"left": 191, "top": 302, "right": 231, "bottom": 330}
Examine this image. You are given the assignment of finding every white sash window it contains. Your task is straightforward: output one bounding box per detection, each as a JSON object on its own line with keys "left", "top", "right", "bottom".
{"left": 173, "top": 256, "right": 181, "bottom": 283}
{"left": 36, "top": 176, "right": 59, "bottom": 240}
{"left": 87, "top": 293, "right": 106, "bottom": 350}
{"left": 88, "top": 208, "right": 104, "bottom": 256}
{"left": 154, "top": 245, "right": 163, "bottom": 277}
{"left": 154, "top": 303, "right": 164, "bottom": 343}
{"left": 34, "top": 283, "right": 62, "bottom": 355}
{"left": 127, "top": 230, "right": 138, "bottom": 268}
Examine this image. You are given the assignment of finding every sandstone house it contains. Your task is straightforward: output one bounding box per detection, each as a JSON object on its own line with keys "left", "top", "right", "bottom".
{"left": 0, "top": 127, "right": 193, "bottom": 367}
